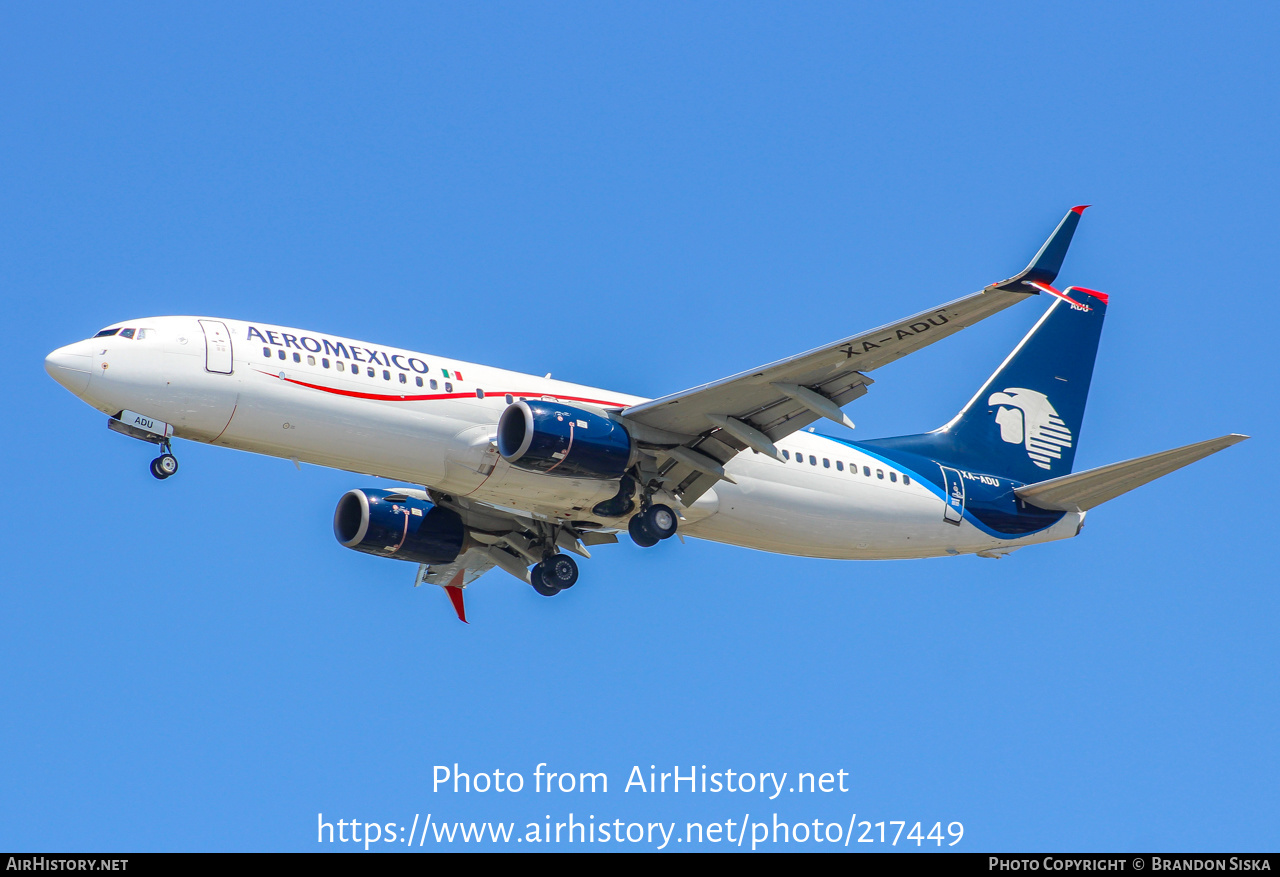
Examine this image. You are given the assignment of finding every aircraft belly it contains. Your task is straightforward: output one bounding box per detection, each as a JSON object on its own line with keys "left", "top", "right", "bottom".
{"left": 687, "top": 459, "right": 1064, "bottom": 559}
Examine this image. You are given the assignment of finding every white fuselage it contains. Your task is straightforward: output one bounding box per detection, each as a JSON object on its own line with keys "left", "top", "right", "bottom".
{"left": 47, "top": 316, "right": 1083, "bottom": 560}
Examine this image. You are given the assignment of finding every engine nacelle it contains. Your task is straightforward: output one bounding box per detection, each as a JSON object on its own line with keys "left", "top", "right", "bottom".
{"left": 333, "top": 488, "right": 465, "bottom": 564}
{"left": 497, "top": 400, "right": 632, "bottom": 479}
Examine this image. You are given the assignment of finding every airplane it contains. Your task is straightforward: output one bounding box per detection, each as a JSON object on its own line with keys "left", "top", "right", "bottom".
{"left": 44, "top": 207, "right": 1246, "bottom": 622}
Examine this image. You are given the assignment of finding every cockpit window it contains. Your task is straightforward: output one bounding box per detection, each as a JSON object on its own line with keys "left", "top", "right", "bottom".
{"left": 94, "top": 328, "right": 120, "bottom": 338}
{"left": 119, "top": 328, "right": 135, "bottom": 339}
{"left": 137, "top": 328, "right": 154, "bottom": 340}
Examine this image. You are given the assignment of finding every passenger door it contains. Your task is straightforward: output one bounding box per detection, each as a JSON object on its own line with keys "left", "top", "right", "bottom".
{"left": 938, "top": 465, "right": 965, "bottom": 526}
{"left": 199, "top": 320, "right": 233, "bottom": 374}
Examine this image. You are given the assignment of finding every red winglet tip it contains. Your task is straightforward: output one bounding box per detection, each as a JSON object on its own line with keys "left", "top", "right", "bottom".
{"left": 445, "top": 586, "right": 468, "bottom": 623}
{"left": 1068, "top": 286, "right": 1109, "bottom": 304}
{"left": 1071, "top": 204, "right": 1090, "bottom": 215}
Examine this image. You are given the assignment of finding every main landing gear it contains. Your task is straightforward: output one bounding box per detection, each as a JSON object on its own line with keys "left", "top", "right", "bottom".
{"left": 628, "top": 503, "right": 678, "bottom": 547}
{"left": 149, "top": 441, "right": 179, "bottom": 480}
{"left": 517, "top": 497, "right": 678, "bottom": 599}
{"left": 530, "top": 553, "right": 579, "bottom": 597}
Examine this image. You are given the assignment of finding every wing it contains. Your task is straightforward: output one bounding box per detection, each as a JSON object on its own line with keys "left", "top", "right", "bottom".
{"left": 621, "top": 207, "right": 1090, "bottom": 504}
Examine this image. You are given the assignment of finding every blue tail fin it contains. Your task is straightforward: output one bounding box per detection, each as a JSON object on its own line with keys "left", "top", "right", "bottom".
{"left": 862, "top": 287, "right": 1108, "bottom": 484}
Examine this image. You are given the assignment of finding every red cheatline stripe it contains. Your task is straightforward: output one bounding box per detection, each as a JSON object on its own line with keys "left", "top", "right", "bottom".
{"left": 253, "top": 369, "right": 629, "bottom": 407}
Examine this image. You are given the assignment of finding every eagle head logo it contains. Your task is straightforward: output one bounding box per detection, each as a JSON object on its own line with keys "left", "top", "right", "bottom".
{"left": 988, "top": 388, "right": 1073, "bottom": 470}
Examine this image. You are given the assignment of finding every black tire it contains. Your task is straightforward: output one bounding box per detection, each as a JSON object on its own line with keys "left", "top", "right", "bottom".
{"left": 644, "top": 504, "right": 678, "bottom": 540}
{"left": 150, "top": 455, "right": 177, "bottom": 480}
{"left": 542, "top": 554, "right": 578, "bottom": 590}
{"left": 628, "top": 514, "right": 658, "bottom": 547}
{"left": 530, "top": 563, "right": 560, "bottom": 596}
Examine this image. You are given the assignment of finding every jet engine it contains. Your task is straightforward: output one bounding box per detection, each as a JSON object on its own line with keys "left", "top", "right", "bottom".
{"left": 333, "top": 488, "right": 465, "bottom": 564}
{"left": 496, "top": 400, "right": 632, "bottom": 479}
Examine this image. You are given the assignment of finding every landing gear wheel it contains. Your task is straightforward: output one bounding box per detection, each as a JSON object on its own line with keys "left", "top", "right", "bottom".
{"left": 530, "top": 563, "right": 561, "bottom": 597}
{"left": 643, "top": 504, "right": 678, "bottom": 540}
{"left": 541, "top": 554, "right": 578, "bottom": 590}
{"left": 150, "top": 454, "right": 178, "bottom": 480}
{"left": 628, "top": 514, "right": 659, "bottom": 548}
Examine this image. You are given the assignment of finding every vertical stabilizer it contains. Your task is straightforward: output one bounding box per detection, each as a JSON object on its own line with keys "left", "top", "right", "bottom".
{"left": 862, "top": 287, "right": 1108, "bottom": 484}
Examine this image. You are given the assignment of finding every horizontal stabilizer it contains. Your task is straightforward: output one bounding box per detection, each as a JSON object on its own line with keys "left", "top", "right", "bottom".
{"left": 1014, "top": 434, "right": 1248, "bottom": 512}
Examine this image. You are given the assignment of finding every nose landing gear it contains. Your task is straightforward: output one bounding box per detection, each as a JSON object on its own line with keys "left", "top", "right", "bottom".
{"left": 150, "top": 452, "right": 179, "bottom": 480}
{"left": 106, "top": 411, "right": 180, "bottom": 480}
{"left": 148, "top": 434, "right": 179, "bottom": 481}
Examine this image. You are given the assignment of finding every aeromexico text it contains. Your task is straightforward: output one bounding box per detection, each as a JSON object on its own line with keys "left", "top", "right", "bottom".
{"left": 434, "top": 764, "right": 850, "bottom": 799}
{"left": 247, "top": 326, "right": 432, "bottom": 373}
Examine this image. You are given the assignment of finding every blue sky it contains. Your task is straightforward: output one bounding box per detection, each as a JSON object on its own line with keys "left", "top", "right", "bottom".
{"left": 3, "top": 2, "right": 1276, "bottom": 851}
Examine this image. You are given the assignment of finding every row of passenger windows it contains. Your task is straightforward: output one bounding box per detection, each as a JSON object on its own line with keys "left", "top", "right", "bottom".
{"left": 780, "top": 449, "right": 910, "bottom": 485}
{"left": 263, "top": 346, "right": 459, "bottom": 392}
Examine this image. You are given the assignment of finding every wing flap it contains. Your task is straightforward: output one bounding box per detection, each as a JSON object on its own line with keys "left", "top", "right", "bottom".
{"left": 1014, "top": 434, "right": 1248, "bottom": 512}
{"left": 415, "top": 547, "right": 496, "bottom": 588}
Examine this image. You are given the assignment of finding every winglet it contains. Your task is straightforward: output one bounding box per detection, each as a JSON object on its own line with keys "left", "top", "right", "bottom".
{"left": 445, "top": 585, "right": 468, "bottom": 623}
{"left": 443, "top": 570, "right": 469, "bottom": 623}
{"left": 992, "top": 206, "right": 1089, "bottom": 291}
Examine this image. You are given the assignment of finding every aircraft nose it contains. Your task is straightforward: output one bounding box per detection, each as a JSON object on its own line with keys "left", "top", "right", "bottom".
{"left": 45, "top": 342, "right": 93, "bottom": 395}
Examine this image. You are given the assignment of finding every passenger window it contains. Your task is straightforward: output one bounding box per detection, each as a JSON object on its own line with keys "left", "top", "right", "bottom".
{"left": 823, "top": 458, "right": 830, "bottom": 468}
{"left": 293, "top": 352, "right": 301, "bottom": 363}
{"left": 307, "top": 355, "right": 315, "bottom": 365}
{"left": 367, "top": 367, "right": 375, "bottom": 377}
{"left": 416, "top": 377, "right": 423, "bottom": 387}
{"left": 877, "top": 469, "right": 884, "bottom": 479}
{"left": 430, "top": 379, "right": 438, "bottom": 389}
{"left": 809, "top": 455, "right": 816, "bottom": 465}
{"left": 399, "top": 373, "right": 407, "bottom": 384}
{"left": 505, "top": 394, "right": 514, "bottom": 404}
{"left": 445, "top": 382, "right": 453, "bottom": 393}
{"left": 890, "top": 472, "right": 897, "bottom": 482}
{"left": 863, "top": 466, "right": 870, "bottom": 476}
{"left": 903, "top": 475, "right": 911, "bottom": 486}
{"left": 278, "top": 350, "right": 286, "bottom": 360}
{"left": 119, "top": 328, "right": 135, "bottom": 339}
{"left": 383, "top": 369, "right": 390, "bottom": 380}
{"left": 782, "top": 450, "right": 790, "bottom": 460}
{"left": 322, "top": 358, "right": 330, "bottom": 368}
{"left": 836, "top": 461, "right": 843, "bottom": 471}
{"left": 263, "top": 347, "right": 271, "bottom": 357}
{"left": 337, "top": 361, "right": 345, "bottom": 372}
{"left": 476, "top": 388, "right": 485, "bottom": 399}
